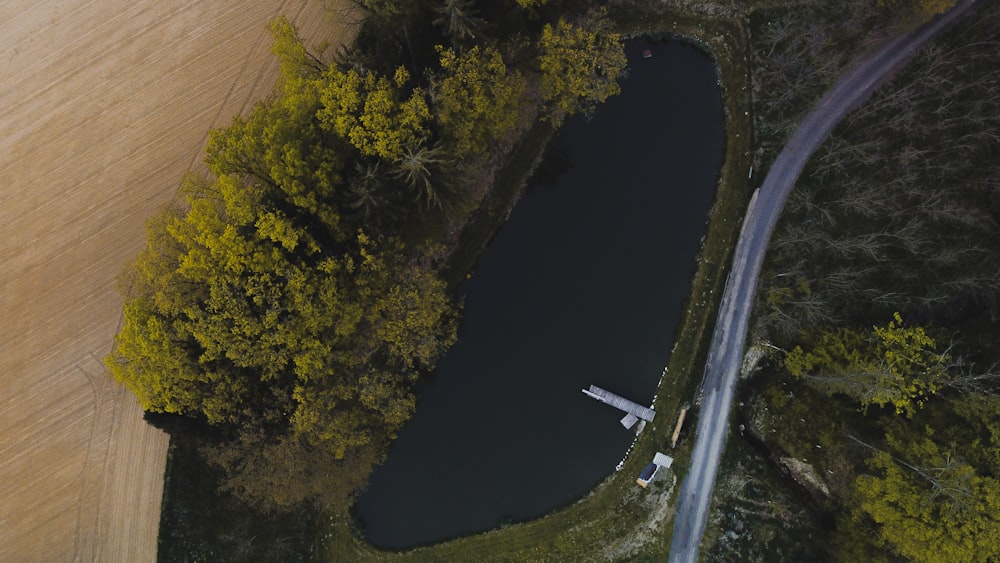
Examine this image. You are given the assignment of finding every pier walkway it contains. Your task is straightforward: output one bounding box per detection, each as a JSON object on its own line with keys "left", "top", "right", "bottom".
{"left": 582, "top": 385, "right": 655, "bottom": 429}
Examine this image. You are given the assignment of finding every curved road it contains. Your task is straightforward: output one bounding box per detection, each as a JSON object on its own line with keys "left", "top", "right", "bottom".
{"left": 668, "top": 2, "right": 978, "bottom": 560}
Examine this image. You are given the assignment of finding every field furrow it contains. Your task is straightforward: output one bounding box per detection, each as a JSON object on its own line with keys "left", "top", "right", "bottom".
{"left": 0, "top": 2, "right": 355, "bottom": 560}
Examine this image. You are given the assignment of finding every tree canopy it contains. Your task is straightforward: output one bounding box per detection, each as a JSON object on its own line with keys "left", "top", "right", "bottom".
{"left": 317, "top": 66, "right": 431, "bottom": 161}
{"left": 784, "top": 313, "right": 951, "bottom": 416}
{"left": 743, "top": 2, "right": 1000, "bottom": 559}
{"left": 537, "top": 16, "right": 627, "bottom": 123}
{"left": 431, "top": 44, "right": 527, "bottom": 158}
{"left": 849, "top": 424, "right": 1000, "bottom": 563}
{"left": 109, "top": 6, "right": 625, "bottom": 511}
{"left": 107, "top": 19, "right": 462, "bottom": 510}
{"left": 108, "top": 171, "right": 456, "bottom": 509}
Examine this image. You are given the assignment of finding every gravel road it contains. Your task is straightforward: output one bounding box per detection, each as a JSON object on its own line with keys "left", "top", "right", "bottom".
{"left": 667, "top": 2, "right": 978, "bottom": 560}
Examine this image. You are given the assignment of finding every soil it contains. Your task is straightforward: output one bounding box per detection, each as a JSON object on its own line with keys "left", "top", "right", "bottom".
{"left": 0, "top": 1, "right": 355, "bottom": 560}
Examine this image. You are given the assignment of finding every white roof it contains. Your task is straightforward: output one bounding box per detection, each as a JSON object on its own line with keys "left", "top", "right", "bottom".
{"left": 653, "top": 452, "right": 673, "bottom": 468}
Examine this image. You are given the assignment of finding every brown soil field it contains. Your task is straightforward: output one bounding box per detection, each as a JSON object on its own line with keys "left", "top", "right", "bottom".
{"left": 0, "top": 1, "right": 355, "bottom": 560}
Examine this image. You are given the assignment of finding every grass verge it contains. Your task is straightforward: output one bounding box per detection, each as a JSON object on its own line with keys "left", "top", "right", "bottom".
{"left": 441, "top": 122, "right": 557, "bottom": 290}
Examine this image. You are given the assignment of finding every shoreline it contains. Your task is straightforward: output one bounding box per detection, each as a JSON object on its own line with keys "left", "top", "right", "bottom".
{"left": 323, "top": 3, "right": 755, "bottom": 558}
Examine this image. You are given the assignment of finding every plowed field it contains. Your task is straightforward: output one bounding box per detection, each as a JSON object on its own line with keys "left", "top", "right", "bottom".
{"left": 0, "top": 2, "right": 354, "bottom": 560}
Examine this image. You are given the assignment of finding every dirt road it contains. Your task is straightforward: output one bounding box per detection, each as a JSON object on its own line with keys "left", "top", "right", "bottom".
{"left": 0, "top": 2, "right": 355, "bottom": 560}
{"left": 667, "top": 1, "right": 978, "bottom": 560}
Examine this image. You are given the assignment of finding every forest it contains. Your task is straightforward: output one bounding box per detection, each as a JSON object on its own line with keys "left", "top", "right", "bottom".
{"left": 707, "top": 0, "right": 1000, "bottom": 561}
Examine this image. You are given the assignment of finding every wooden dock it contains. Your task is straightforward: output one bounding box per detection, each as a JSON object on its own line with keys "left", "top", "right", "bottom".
{"left": 582, "top": 385, "right": 656, "bottom": 426}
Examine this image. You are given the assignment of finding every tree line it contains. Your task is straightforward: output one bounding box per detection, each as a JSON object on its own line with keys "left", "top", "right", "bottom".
{"left": 108, "top": 0, "right": 627, "bottom": 513}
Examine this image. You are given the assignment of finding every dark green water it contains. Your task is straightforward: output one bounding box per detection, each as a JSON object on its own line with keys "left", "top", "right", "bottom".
{"left": 355, "top": 39, "right": 724, "bottom": 549}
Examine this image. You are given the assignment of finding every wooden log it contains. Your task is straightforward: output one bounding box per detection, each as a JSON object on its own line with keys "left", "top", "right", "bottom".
{"left": 671, "top": 407, "right": 688, "bottom": 448}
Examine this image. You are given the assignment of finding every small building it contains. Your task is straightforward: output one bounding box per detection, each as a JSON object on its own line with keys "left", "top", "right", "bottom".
{"left": 637, "top": 462, "right": 658, "bottom": 486}
{"left": 636, "top": 452, "right": 674, "bottom": 488}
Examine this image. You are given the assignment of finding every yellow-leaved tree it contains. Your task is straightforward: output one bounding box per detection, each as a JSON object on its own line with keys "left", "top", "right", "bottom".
{"left": 536, "top": 15, "right": 627, "bottom": 124}
{"left": 107, "top": 19, "right": 457, "bottom": 512}
{"left": 784, "top": 313, "right": 951, "bottom": 416}
{"left": 431, "top": 44, "right": 527, "bottom": 158}
{"left": 845, "top": 422, "right": 1000, "bottom": 563}
{"left": 316, "top": 66, "right": 430, "bottom": 161}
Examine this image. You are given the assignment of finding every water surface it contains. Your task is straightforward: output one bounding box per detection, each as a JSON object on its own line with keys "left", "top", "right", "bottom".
{"left": 356, "top": 39, "right": 724, "bottom": 549}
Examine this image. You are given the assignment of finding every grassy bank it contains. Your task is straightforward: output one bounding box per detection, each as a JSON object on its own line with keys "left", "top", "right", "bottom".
{"left": 320, "top": 3, "right": 755, "bottom": 560}
{"left": 441, "top": 121, "right": 557, "bottom": 290}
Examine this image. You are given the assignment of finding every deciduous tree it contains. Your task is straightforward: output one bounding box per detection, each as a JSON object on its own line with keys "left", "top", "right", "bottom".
{"left": 316, "top": 66, "right": 431, "bottom": 161}
{"left": 108, "top": 173, "right": 456, "bottom": 510}
{"left": 848, "top": 431, "right": 1000, "bottom": 563}
{"left": 431, "top": 44, "right": 526, "bottom": 158}
{"left": 536, "top": 16, "right": 626, "bottom": 123}
{"left": 784, "top": 313, "right": 950, "bottom": 416}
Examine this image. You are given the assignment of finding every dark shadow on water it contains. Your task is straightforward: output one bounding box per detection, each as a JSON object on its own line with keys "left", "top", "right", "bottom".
{"left": 526, "top": 142, "right": 574, "bottom": 191}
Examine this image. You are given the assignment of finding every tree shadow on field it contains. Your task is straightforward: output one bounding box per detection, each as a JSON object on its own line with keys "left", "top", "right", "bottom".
{"left": 151, "top": 413, "right": 320, "bottom": 563}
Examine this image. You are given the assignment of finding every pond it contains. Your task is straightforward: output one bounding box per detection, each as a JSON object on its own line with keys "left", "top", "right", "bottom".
{"left": 355, "top": 38, "right": 724, "bottom": 550}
